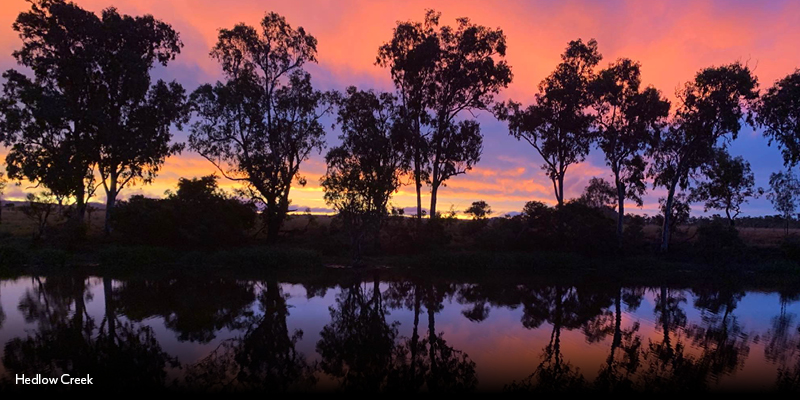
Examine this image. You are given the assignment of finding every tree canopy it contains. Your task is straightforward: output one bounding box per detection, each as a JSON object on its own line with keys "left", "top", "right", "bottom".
{"left": 497, "top": 38, "right": 601, "bottom": 206}
{"left": 189, "top": 12, "right": 332, "bottom": 241}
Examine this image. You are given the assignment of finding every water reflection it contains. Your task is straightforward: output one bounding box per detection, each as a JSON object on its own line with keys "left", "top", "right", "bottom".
{"left": 0, "top": 273, "right": 798, "bottom": 392}
{"left": 2, "top": 276, "right": 176, "bottom": 390}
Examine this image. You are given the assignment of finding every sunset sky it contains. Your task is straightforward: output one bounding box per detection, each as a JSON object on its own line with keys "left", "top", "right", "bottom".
{"left": 1, "top": 0, "right": 799, "bottom": 217}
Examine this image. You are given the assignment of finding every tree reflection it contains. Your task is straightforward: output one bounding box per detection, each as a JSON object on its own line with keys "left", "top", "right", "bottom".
{"left": 2, "top": 276, "right": 177, "bottom": 390}
{"left": 114, "top": 276, "right": 256, "bottom": 343}
{"left": 639, "top": 286, "right": 707, "bottom": 392}
{"left": 317, "top": 277, "right": 477, "bottom": 392}
{"left": 507, "top": 285, "right": 610, "bottom": 392}
{"left": 765, "top": 290, "right": 800, "bottom": 391}
{"left": 687, "top": 286, "right": 750, "bottom": 381}
{"left": 184, "top": 279, "right": 316, "bottom": 392}
{"left": 316, "top": 275, "right": 399, "bottom": 391}
{"left": 590, "top": 286, "right": 645, "bottom": 392}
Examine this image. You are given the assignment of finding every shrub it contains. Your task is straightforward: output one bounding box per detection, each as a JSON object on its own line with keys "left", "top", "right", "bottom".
{"left": 695, "top": 223, "right": 744, "bottom": 264}
{"left": 112, "top": 176, "right": 257, "bottom": 247}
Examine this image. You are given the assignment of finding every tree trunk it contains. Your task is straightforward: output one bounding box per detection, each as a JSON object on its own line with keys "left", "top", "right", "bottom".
{"left": 616, "top": 174, "right": 625, "bottom": 249}
{"left": 415, "top": 155, "right": 423, "bottom": 223}
{"left": 265, "top": 197, "right": 283, "bottom": 243}
{"left": 660, "top": 180, "right": 677, "bottom": 253}
{"left": 74, "top": 184, "right": 87, "bottom": 225}
{"left": 429, "top": 182, "right": 439, "bottom": 220}
{"left": 104, "top": 174, "right": 118, "bottom": 236}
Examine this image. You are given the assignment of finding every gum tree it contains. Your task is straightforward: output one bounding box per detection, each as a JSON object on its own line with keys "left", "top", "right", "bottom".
{"left": 649, "top": 62, "right": 758, "bottom": 252}
{"left": 590, "top": 58, "right": 670, "bottom": 246}
{"left": 322, "top": 88, "right": 408, "bottom": 262}
{"left": 689, "top": 149, "right": 759, "bottom": 226}
{"left": 189, "top": 13, "right": 331, "bottom": 242}
{"left": 92, "top": 8, "right": 187, "bottom": 235}
{"left": 497, "top": 39, "right": 601, "bottom": 206}
{"left": 378, "top": 10, "right": 512, "bottom": 220}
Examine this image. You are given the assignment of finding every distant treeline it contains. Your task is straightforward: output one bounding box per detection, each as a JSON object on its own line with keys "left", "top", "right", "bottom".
{"left": 2, "top": 1, "right": 800, "bottom": 262}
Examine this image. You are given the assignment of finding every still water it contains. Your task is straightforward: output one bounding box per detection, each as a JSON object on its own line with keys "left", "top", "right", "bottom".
{"left": 0, "top": 272, "right": 799, "bottom": 392}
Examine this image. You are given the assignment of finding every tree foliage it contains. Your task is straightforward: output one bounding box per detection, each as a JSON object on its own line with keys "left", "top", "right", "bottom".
{"left": 576, "top": 177, "right": 616, "bottom": 210}
{"left": 322, "top": 87, "right": 408, "bottom": 261}
{"left": 757, "top": 70, "right": 800, "bottom": 167}
{"left": 648, "top": 62, "right": 758, "bottom": 251}
{"left": 378, "top": 9, "right": 512, "bottom": 219}
{"left": 189, "top": 12, "right": 331, "bottom": 242}
{"left": 497, "top": 38, "right": 601, "bottom": 206}
{"left": 590, "top": 57, "right": 670, "bottom": 244}
{"left": 0, "top": 0, "right": 187, "bottom": 233}
{"left": 0, "top": 1, "right": 99, "bottom": 221}
{"left": 768, "top": 170, "right": 800, "bottom": 235}
{"left": 689, "top": 149, "right": 760, "bottom": 225}
{"left": 464, "top": 200, "right": 492, "bottom": 220}
{"left": 90, "top": 7, "right": 187, "bottom": 234}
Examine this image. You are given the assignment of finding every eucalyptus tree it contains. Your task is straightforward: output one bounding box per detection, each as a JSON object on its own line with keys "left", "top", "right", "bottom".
{"left": 768, "top": 170, "right": 800, "bottom": 235}
{"left": 0, "top": 1, "right": 187, "bottom": 233}
{"left": 497, "top": 39, "right": 601, "bottom": 206}
{"left": 0, "top": 0, "right": 101, "bottom": 223}
{"left": 378, "top": 10, "right": 512, "bottom": 220}
{"left": 189, "top": 13, "right": 331, "bottom": 242}
{"left": 590, "top": 58, "right": 670, "bottom": 246}
{"left": 648, "top": 62, "right": 758, "bottom": 252}
{"left": 757, "top": 70, "right": 800, "bottom": 167}
{"left": 689, "top": 149, "right": 759, "bottom": 226}
{"left": 91, "top": 8, "right": 187, "bottom": 235}
{"left": 464, "top": 200, "right": 492, "bottom": 220}
{"left": 322, "top": 87, "right": 408, "bottom": 262}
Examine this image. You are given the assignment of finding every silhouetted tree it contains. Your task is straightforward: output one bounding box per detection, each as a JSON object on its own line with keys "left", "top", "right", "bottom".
{"left": 576, "top": 177, "right": 616, "bottom": 209}
{"left": 768, "top": 170, "right": 800, "bottom": 235}
{"left": 649, "top": 62, "right": 758, "bottom": 252}
{"left": 189, "top": 12, "right": 331, "bottom": 242}
{"left": 83, "top": 8, "right": 187, "bottom": 235}
{"left": 590, "top": 58, "right": 670, "bottom": 246}
{"left": 757, "top": 69, "right": 800, "bottom": 167}
{"left": 464, "top": 200, "right": 492, "bottom": 220}
{"left": 322, "top": 88, "right": 408, "bottom": 262}
{"left": 589, "top": 286, "right": 645, "bottom": 392}
{"left": 497, "top": 39, "right": 601, "bottom": 206}
{"left": 378, "top": 10, "right": 512, "bottom": 220}
{"left": 376, "top": 12, "right": 437, "bottom": 224}
{"left": 20, "top": 192, "right": 58, "bottom": 240}
{"left": 507, "top": 284, "right": 609, "bottom": 392}
{"left": 689, "top": 149, "right": 760, "bottom": 226}
{"left": 0, "top": 0, "right": 100, "bottom": 225}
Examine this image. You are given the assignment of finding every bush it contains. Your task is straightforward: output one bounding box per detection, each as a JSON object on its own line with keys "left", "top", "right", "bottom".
{"left": 695, "top": 223, "right": 744, "bottom": 264}
{"left": 554, "top": 202, "right": 617, "bottom": 256}
{"left": 112, "top": 176, "right": 257, "bottom": 248}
